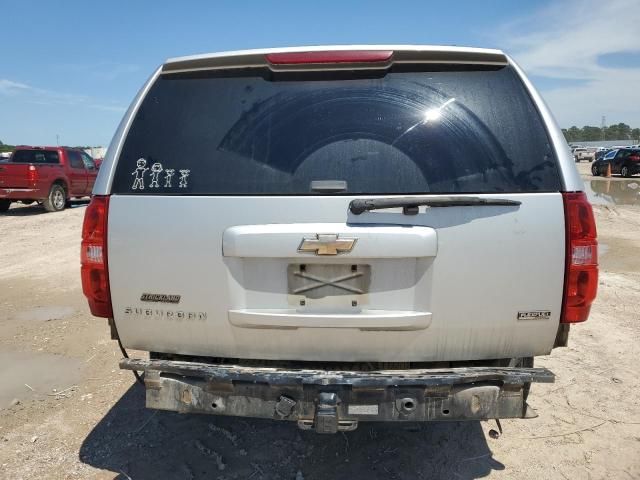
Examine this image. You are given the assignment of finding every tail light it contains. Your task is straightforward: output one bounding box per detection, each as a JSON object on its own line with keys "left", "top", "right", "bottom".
{"left": 561, "top": 192, "right": 598, "bottom": 323}
{"left": 27, "top": 165, "right": 37, "bottom": 185}
{"left": 81, "top": 195, "right": 113, "bottom": 318}
{"left": 628, "top": 154, "right": 640, "bottom": 162}
{"left": 266, "top": 50, "right": 393, "bottom": 65}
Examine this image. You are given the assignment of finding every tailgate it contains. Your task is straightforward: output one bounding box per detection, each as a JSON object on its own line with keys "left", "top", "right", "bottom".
{"left": 108, "top": 193, "right": 565, "bottom": 361}
{"left": 0, "top": 163, "right": 31, "bottom": 189}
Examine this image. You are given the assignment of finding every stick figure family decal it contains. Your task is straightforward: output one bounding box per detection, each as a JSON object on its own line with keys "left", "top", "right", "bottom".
{"left": 131, "top": 158, "right": 190, "bottom": 190}
{"left": 164, "top": 169, "right": 175, "bottom": 187}
{"left": 131, "top": 158, "right": 148, "bottom": 190}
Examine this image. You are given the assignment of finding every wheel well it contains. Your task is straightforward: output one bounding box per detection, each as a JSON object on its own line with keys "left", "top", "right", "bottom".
{"left": 52, "top": 180, "right": 68, "bottom": 197}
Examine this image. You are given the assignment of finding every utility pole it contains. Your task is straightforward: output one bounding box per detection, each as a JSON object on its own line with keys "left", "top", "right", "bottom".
{"left": 56, "top": 134, "right": 59, "bottom": 146}
{"left": 601, "top": 116, "right": 606, "bottom": 141}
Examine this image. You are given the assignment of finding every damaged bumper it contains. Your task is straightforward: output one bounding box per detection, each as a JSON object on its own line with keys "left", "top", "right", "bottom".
{"left": 120, "top": 358, "right": 554, "bottom": 433}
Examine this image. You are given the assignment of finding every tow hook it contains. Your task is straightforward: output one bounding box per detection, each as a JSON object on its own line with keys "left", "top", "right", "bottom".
{"left": 315, "top": 392, "right": 340, "bottom": 434}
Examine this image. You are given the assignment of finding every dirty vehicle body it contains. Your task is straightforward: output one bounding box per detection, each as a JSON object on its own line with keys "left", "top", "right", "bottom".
{"left": 0, "top": 146, "right": 98, "bottom": 212}
{"left": 83, "top": 46, "right": 598, "bottom": 433}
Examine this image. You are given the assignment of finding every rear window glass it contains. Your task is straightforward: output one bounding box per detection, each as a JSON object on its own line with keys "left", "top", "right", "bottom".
{"left": 113, "top": 65, "right": 561, "bottom": 195}
{"left": 11, "top": 149, "right": 59, "bottom": 164}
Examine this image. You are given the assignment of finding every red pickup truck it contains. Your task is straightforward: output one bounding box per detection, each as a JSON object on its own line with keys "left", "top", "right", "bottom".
{"left": 0, "top": 146, "right": 98, "bottom": 212}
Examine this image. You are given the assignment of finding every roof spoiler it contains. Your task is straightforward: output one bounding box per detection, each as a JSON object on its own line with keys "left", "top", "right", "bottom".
{"left": 162, "top": 46, "right": 508, "bottom": 74}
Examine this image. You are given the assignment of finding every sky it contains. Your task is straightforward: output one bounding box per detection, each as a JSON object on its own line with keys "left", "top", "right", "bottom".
{"left": 1, "top": 0, "right": 639, "bottom": 146}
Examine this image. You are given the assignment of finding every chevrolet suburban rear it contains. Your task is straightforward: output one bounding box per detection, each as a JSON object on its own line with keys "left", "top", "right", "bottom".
{"left": 81, "top": 46, "right": 598, "bottom": 433}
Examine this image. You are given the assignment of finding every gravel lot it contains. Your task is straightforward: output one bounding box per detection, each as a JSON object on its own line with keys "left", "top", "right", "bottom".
{"left": 1, "top": 162, "right": 639, "bottom": 479}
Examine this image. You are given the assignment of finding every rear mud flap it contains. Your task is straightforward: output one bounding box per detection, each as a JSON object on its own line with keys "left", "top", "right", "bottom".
{"left": 121, "top": 358, "right": 554, "bottom": 433}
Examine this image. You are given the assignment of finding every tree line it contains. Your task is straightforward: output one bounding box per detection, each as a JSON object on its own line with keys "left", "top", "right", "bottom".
{"left": 562, "top": 123, "right": 640, "bottom": 143}
{"left": 0, "top": 140, "right": 96, "bottom": 153}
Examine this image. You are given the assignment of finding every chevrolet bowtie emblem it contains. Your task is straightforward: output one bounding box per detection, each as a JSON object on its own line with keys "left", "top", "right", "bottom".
{"left": 298, "top": 234, "right": 357, "bottom": 256}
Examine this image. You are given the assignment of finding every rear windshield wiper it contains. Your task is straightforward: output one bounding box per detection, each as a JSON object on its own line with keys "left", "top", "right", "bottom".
{"left": 349, "top": 196, "right": 522, "bottom": 215}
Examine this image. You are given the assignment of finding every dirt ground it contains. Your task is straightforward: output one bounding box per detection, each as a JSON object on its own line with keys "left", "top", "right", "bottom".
{"left": 1, "top": 163, "right": 639, "bottom": 479}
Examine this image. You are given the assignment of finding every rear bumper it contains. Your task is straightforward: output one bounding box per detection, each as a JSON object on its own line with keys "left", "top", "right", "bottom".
{"left": 0, "top": 188, "right": 43, "bottom": 200}
{"left": 121, "top": 358, "right": 554, "bottom": 433}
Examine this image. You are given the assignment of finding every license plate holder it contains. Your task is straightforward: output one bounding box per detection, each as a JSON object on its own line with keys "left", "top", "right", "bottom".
{"left": 287, "top": 264, "right": 371, "bottom": 299}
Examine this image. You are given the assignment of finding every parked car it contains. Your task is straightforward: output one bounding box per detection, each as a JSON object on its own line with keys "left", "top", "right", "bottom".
{"left": 573, "top": 147, "right": 595, "bottom": 162}
{"left": 592, "top": 148, "right": 640, "bottom": 177}
{"left": 594, "top": 148, "right": 612, "bottom": 162}
{"left": 0, "top": 146, "right": 98, "bottom": 212}
{"left": 82, "top": 46, "right": 597, "bottom": 433}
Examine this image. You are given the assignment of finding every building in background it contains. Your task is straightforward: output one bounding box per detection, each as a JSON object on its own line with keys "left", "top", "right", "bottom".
{"left": 572, "top": 140, "right": 637, "bottom": 148}
{"left": 84, "top": 146, "right": 107, "bottom": 159}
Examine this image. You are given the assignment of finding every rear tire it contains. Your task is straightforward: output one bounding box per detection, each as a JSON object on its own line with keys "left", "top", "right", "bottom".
{"left": 43, "top": 184, "right": 66, "bottom": 212}
{"left": 591, "top": 164, "right": 599, "bottom": 176}
{"left": 621, "top": 165, "right": 632, "bottom": 178}
{"left": 0, "top": 199, "right": 11, "bottom": 212}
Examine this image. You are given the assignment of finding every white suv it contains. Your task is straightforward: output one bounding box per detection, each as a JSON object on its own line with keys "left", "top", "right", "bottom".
{"left": 81, "top": 46, "right": 597, "bottom": 433}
